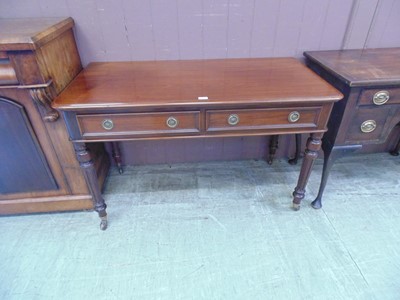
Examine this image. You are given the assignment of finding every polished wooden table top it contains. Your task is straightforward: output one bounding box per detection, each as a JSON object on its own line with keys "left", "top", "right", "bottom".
{"left": 304, "top": 48, "right": 400, "bottom": 87}
{"left": 53, "top": 58, "right": 341, "bottom": 110}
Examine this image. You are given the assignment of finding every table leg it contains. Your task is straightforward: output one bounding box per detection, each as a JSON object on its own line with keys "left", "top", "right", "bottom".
{"left": 390, "top": 134, "right": 400, "bottom": 156}
{"left": 288, "top": 134, "right": 301, "bottom": 165}
{"left": 311, "top": 144, "right": 361, "bottom": 209}
{"left": 267, "top": 135, "right": 279, "bottom": 165}
{"left": 292, "top": 132, "right": 322, "bottom": 210}
{"left": 111, "top": 142, "right": 123, "bottom": 174}
{"left": 74, "top": 142, "right": 108, "bottom": 230}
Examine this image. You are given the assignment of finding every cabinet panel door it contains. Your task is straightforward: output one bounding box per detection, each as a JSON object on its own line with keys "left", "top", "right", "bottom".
{"left": 0, "top": 97, "right": 58, "bottom": 194}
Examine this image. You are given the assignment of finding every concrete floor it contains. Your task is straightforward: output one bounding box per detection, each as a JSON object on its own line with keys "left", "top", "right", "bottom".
{"left": 1, "top": 153, "right": 400, "bottom": 299}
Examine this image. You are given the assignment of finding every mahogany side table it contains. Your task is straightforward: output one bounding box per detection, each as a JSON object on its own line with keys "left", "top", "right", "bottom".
{"left": 53, "top": 58, "right": 342, "bottom": 229}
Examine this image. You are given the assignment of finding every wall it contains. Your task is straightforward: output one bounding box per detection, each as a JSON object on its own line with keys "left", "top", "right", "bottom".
{"left": 2, "top": 0, "right": 400, "bottom": 165}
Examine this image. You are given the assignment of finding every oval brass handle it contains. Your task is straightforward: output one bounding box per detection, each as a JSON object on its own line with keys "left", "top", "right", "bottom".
{"left": 288, "top": 111, "right": 300, "bottom": 123}
{"left": 166, "top": 116, "right": 179, "bottom": 128}
{"left": 102, "top": 119, "right": 114, "bottom": 130}
{"left": 360, "top": 120, "right": 377, "bottom": 133}
{"left": 373, "top": 91, "right": 389, "bottom": 105}
{"left": 227, "top": 114, "right": 239, "bottom": 126}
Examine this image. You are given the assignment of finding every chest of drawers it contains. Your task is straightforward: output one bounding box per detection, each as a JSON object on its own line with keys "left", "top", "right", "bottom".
{"left": 304, "top": 48, "right": 400, "bottom": 208}
{"left": 54, "top": 58, "right": 342, "bottom": 229}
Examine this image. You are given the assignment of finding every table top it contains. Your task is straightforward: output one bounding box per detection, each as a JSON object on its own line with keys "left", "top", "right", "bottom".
{"left": 304, "top": 48, "right": 400, "bottom": 87}
{"left": 0, "top": 17, "right": 73, "bottom": 51}
{"left": 53, "top": 58, "right": 342, "bottom": 111}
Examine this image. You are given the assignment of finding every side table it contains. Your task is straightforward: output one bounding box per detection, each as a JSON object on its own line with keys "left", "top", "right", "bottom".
{"left": 304, "top": 48, "right": 400, "bottom": 208}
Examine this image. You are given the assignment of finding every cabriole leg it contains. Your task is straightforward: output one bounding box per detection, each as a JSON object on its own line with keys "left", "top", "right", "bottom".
{"left": 74, "top": 142, "right": 108, "bottom": 230}
{"left": 390, "top": 134, "right": 400, "bottom": 156}
{"left": 311, "top": 144, "right": 361, "bottom": 209}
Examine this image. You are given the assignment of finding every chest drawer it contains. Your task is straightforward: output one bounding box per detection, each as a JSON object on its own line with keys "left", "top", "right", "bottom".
{"left": 77, "top": 111, "right": 200, "bottom": 139}
{"left": 358, "top": 88, "right": 400, "bottom": 106}
{"left": 206, "top": 107, "right": 321, "bottom": 132}
{"left": 345, "top": 106, "right": 392, "bottom": 143}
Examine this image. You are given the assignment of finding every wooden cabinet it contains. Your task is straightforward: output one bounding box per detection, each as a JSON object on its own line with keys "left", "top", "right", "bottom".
{"left": 304, "top": 48, "right": 400, "bottom": 209}
{"left": 0, "top": 18, "right": 109, "bottom": 214}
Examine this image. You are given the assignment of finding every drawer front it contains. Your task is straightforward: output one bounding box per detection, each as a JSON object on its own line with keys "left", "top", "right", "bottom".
{"left": 358, "top": 88, "right": 400, "bottom": 106}
{"left": 77, "top": 111, "right": 200, "bottom": 138}
{"left": 345, "top": 107, "right": 391, "bottom": 143}
{"left": 206, "top": 107, "right": 321, "bottom": 132}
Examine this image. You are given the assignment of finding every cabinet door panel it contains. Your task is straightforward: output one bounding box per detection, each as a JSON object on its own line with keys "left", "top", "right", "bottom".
{"left": 0, "top": 97, "right": 58, "bottom": 194}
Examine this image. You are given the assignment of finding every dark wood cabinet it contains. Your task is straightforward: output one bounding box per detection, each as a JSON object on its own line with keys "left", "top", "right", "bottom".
{"left": 304, "top": 48, "right": 400, "bottom": 208}
{"left": 0, "top": 18, "right": 109, "bottom": 214}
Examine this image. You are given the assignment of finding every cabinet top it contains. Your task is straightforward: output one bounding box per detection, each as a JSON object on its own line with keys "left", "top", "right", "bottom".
{"left": 0, "top": 17, "right": 74, "bottom": 51}
{"left": 304, "top": 48, "right": 400, "bottom": 87}
{"left": 53, "top": 58, "right": 342, "bottom": 111}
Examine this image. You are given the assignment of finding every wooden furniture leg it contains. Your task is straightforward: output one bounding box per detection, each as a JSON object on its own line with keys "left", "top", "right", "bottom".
{"left": 311, "top": 143, "right": 361, "bottom": 209}
{"left": 267, "top": 135, "right": 279, "bottom": 164}
{"left": 111, "top": 142, "right": 123, "bottom": 174}
{"left": 288, "top": 134, "right": 301, "bottom": 165}
{"left": 390, "top": 133, "right": 400, "bottom": 156}
{"left": 74, "top": 142, "right": 108, "bottom": 230}
{"left": 292, "top": 133, "right": 323, "bottom": 210}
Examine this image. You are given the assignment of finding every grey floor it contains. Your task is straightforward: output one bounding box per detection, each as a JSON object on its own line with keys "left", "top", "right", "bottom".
{"left": 1, "top": 153, "right": 400, "bottom": 300}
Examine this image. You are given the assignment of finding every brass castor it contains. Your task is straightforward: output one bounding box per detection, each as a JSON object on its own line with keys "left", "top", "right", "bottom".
{"left": 292, "top": 202, "right": 301, "bottom": 211}
{"left": 100, "top": 216, "right": 108, "bottom": 230}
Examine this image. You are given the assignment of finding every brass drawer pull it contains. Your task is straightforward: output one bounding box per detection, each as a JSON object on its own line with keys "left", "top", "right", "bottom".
{"left": 102, "top": 119, "right": 114, "bottom": 130}
{"left": 227, "top": 114, "right": 239, "bottom": 126}
{"left": 360, "top": 120, "right": 377, "bottom": 133}
{"left": 373, "top": 91, "right": 389, "bottom": 105}
{"left": 166, "top": 116, "right": 179, "bottom": 128}
{"left": 288, "top": 111, "right": 300, "bottom": 123}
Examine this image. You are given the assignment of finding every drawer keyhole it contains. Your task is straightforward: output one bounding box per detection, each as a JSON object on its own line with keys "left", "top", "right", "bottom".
{"left": 227, "top": 114, "right": 239, "bottom": 126}
{"left": 166, "top": 116, "right": 179, "bottom": 128}
{"left": 102, "top": 119, "right": 114, "bottom": 130}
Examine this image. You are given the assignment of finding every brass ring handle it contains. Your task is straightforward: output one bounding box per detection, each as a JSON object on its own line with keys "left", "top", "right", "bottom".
{"left": 166, "top": 116, "right": 179, "bottom": 128}
{"left": 360, "top": 120, "right": 377, "bottom": 133}
{"left": 288, "top": 111, "right": 300, "bottom": 123}
{"left": 102, "top": 119, "right": 114, "bottom": 130}
{"left": 227, "top": 114, "right": 239, "bottom": 126}
{"left": 373, "top": 91, "right": 389, "bottom": 105}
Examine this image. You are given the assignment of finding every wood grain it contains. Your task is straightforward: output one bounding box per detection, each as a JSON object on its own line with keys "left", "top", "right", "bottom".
{"left": 53, "top": 58, "right": 342, "bottom": 110}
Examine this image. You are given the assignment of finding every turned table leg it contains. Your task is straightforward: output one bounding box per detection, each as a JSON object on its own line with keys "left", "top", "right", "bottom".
{"left": 288, "top": 134, "right": 301, "bottom": 165}
{"left": 292, "top": 132, "right": 323, "bottom": 210}
{"left": 74, "top": 142, "right": 108, "bottom": 230}
{"left": 267, "top": 135, "right": 279, "bottom": 165}
{"left": 111, "top": 141, "right": 123, "bottom": 174}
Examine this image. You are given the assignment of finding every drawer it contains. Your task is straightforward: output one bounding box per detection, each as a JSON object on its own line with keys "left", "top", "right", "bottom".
{"left": 206, "top": 107, "right": 321, "bottom": 132}
{"left": 358, "top": 88, "right": 400, "bottom": 106}
{"left": 345, "top": 107, "right": 392, "bottom": 143}
{"left": 77, "top": 111, "right": 200, "bottom": 138}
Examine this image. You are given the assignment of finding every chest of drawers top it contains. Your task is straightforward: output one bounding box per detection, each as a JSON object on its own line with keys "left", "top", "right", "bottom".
{"left": 304, "top": 48, "right": 400, "bottom": 87}
{"left": 53, "top": 58, "right": 341, "bottom": 111}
